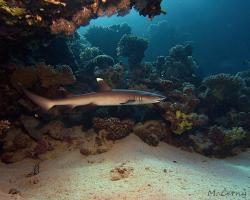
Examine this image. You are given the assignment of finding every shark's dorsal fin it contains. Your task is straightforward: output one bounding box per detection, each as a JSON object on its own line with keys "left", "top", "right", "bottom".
{"left": 96, "top": 78, "right": 112, "bottom": 92}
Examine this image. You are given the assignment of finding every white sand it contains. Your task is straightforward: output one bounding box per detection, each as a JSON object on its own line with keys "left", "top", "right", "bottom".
{"left": 0, "top": 134, "right": 249, "bottom": 200}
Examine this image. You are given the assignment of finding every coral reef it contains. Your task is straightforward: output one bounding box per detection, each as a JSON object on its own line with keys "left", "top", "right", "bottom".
{"left": 84, "top": 23, "right": 131, "bottom": 58}
{"left": 11, "top": 63, "right": 76, "bottom": 89}
{"left": 93, "top": 117, "right": 134, "bottom": 140}
{"left": 189, "top": 125, "right": 248, "bottom": 158}
{"left": 133, "top": 120, "right": 168, "bottom": 146}
{"left": 147, "top": 20, "right": 184, "bottom": 60}
{"left": 80, "top": 129, "right": 114, "bottom": 156}
{"left": 0, "top": 0, "right": 163, "bottom": 44}
{"left": 117, "top": 34, "right": 149, "bottom": 69}
{"left": 79, "top": 47, "right": 102, "bottom": 64}
{"left": 76, "top": 54, "right": 117, "bottom": 88}
{"left": 0, "top": 120, "right": 10, "bottom": 138}
{"left": 94, "top": 64, "right": 125, "bottom": 88}
{"left": 157, "top": 43, "right": 199, "bottom": 84}
{"left": 1, "top": 21, "right": 250, "bottom": 165}
{"left": 199, "top": 73, "right": 245, "bottom": 117}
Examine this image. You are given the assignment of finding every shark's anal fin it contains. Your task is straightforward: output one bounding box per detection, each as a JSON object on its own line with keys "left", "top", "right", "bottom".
{"left": 96, "top": 78, "right": 112, "bottom": 92}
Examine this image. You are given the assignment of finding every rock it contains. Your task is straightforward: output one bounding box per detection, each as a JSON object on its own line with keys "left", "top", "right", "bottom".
{"left": 20, "top": 115, "right": 43, "bottom": 141}
{"left": 3, "top": 141, "right": 16, "bottom": 152}
{"left": 8, "top": 188, "right": 21, "bottom": 195}
{"left": 1, "top": 152, "right": 14, "bottom": 164}
{"left": 80, "top": 130, "right": 113, "bottom": 156}
{"left": 133, "top": 120, "right": 168, "bottom": 146}
{"left": 13, "top": 134, "right": 30, "bottom": 149}
{"left": 33, "top": 140, "right": 48, "bottom": 156}
{"left": 110, "top": 164, "right": 134, "bottom": 181}
{"left": 144, "top": 133, "right": 159, "bottom": 147}
{"left": 1, "top": 152, "right": 26, "bottom": 164}
{"left": 189, "top": 134, "right": 213, "bottom": 155}
{"left": 42, "top": 121, "right": 84, "bottom": 141}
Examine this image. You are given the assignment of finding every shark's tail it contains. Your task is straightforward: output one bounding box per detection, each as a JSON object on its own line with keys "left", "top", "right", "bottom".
{"left": 23, "top": 89, "right": 55, "bottom": 111}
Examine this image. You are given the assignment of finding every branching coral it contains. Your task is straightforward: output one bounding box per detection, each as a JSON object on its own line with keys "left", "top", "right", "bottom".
{"left": 117, "top": 34, "right": 148, "bottom": 68}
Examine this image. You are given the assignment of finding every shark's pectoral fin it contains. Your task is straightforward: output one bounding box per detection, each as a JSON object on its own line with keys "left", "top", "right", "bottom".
{"left": 120, "top": 100, "right": 136, "bottom": 105}
{"left": 69, "top": 103, "right": 97, "bottom": 109}
{"left": 69, "top": 105, "right": 77, "bottom": 109}
{"left": 96, "top": 78, "right": 112, "bottom": 92}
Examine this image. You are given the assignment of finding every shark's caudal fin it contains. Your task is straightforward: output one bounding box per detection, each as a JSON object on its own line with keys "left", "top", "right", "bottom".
{"left": 23, "top": 89, "right": 55, "bottom": 111}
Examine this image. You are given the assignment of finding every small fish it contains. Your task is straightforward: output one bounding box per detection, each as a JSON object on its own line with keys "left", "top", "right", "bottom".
{"left": 23, "top": 78, "right": 166, "bottom": 111}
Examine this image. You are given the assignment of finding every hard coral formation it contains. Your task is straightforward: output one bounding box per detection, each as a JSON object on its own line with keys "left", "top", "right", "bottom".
{"left": 163, "top": 109, "right": 207, "bottom": 135}
{"left": 133, "top": 120, "right": 168, "bottom": 146}
{"left": 78, "top": 54, "right": 115, "bottom": 76}
{"left": 37, "top": 63, "right": 76, "bottom": 88}
{"left": 117, "top": 34, "right": 148, "bottom": 68}
{"left": 0, "top": 0, "right": 163, "bottom": 52}
{"left": 11, "top": 63, "right": 76, "bottom": 88}
{"left": 158, "top": 43, "right": 199, "bottom": 84}
{"left": 0, "top": 120, "right": 10, "bottom": 138}
{"left": 50, "top": 19, "right": 76, "bottom": 35}
{"left": 0, "top": 0, "right": 26, "bottom": 17}
{"left": 79, "top": 47, "right": 102, "bottom": 63}
{"left": 200, "top": 73, "right": 245, "bottom": 116}
{"left": 94, "top": 64, "right": 125, "bottom": 88}
{"left": 84, "top": 23, "right": 131, "bottom": 58}
{"left": 147, "top": 20, "right": 183, "bottom": 60}
{"left": 93, "top": 117, "right": 134, "bottom": 140}
{"left": 1, "top": 16, "right": 250, "bottom": 163}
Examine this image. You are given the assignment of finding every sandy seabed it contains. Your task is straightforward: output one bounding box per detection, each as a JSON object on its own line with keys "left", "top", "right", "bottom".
{"left": 0, "top": 135, "right": 249, "bottom": 200}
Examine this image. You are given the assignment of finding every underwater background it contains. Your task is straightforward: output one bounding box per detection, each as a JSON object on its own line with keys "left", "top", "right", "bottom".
{"left": 79, "top": 0, "right": 250, "bottom": 75}
{"left": 0, "top": 0, "right": 250, "bottom": 199}
{"left": 0, "top": 0, "right": 250, "bottom": 168}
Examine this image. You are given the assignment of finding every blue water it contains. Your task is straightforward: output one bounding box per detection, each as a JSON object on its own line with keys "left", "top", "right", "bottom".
{"left": 79, "top": 0, "right": 250, "bottom": 76}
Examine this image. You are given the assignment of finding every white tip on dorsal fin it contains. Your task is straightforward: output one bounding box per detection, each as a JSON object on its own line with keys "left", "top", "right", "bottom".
{"left": 96, "top": 78, "right": 112, "bottom": 91}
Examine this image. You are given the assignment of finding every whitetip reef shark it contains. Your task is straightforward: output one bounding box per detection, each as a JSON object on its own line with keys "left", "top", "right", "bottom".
{"left": 23, "top": 78, "right": 166, "bottom": 111}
